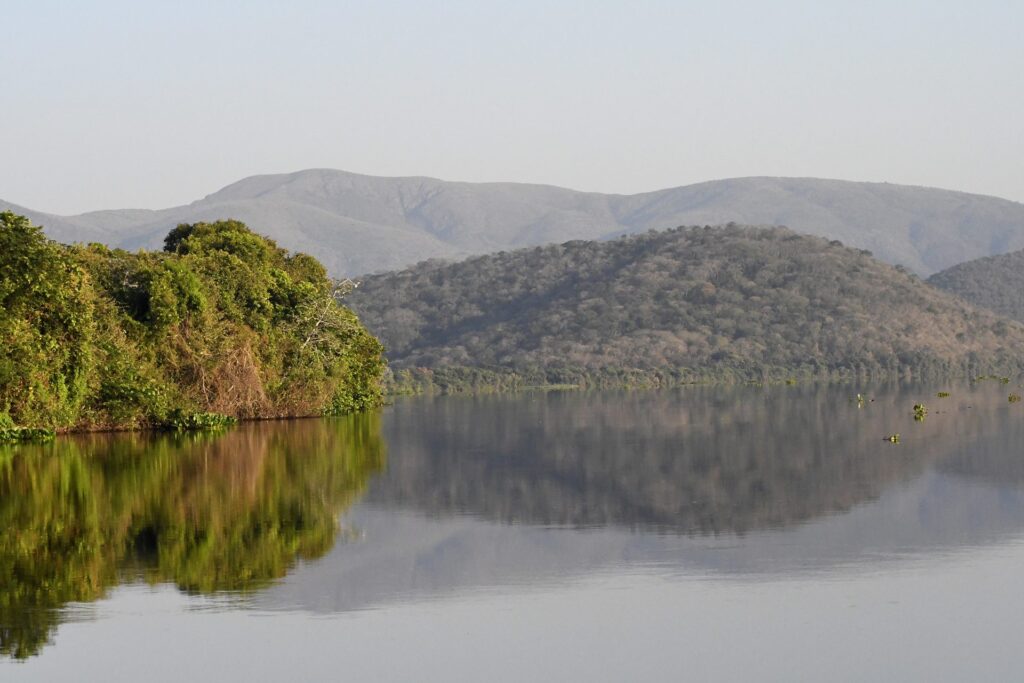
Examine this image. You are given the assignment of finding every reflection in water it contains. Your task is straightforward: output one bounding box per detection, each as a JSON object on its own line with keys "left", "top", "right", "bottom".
{"left": 0, "top": 414, "right": 384, "bottom": 659}
{"left": 372, "top": 383, "right": 1023, "bottom": 534}
{"left": 256, "top": 382, "right": 1024, "bottom": 617}
{"left": 3, "top": 381, "right": 1024, "bottom": 671}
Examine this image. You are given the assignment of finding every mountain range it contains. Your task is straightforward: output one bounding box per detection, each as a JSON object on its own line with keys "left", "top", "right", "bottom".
{"left": 5, "top": 169, "right": 1024, "bottom": 276}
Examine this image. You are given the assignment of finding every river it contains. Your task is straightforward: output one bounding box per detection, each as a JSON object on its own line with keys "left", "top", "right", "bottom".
{"left": 2, "top": 381, "right": 1023, "bottom": 680}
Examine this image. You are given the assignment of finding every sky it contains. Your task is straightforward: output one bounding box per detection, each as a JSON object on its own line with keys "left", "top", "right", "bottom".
{"left": 1, "top": 0, "right": 1022, "bottom": 214}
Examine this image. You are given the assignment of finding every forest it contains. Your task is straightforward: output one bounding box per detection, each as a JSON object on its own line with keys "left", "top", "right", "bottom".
{"left": 348, "top": 225, "right": 1024, "bottom": 392}
{"left": 928, "top": 247, "right": 1024, "bottom": 323}
{"left": 0, "top": 212, "right": 384, "bottom": 437}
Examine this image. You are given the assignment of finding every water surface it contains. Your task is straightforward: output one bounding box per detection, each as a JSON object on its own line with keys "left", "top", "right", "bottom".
{"left": 2, "top": 381, "right": 1023, "bottom": 681}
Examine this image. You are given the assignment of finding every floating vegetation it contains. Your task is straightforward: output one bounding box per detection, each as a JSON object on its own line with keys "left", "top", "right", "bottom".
{"left": 937, "top": 391, "right": 950, "bottom": 398}
{"left": 974, "top": 375, "right": 1012, "bottom": 384}
{"left": 913, "top": 403, "right": 928, "bottom": 421}
{"left": 0, "top": 427, "right": 56, "bottom": 444}
{"left": 1010, "top": 394, "right": 1022, "bottom": 403}
{"left": 886, "top": 433, "right": 901, "bottom": 443}
{"left": 160, "top": 411, "right": 238, "bottom": 432}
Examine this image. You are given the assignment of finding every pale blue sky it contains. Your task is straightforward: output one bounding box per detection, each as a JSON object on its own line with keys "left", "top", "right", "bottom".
{"left": 2, "top": 0, "right": 1022, "bottom": 213}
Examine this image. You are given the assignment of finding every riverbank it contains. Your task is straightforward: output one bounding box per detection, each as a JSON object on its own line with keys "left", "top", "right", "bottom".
{"left": 385, "top": 363, "right": 1024, "bottom": 396}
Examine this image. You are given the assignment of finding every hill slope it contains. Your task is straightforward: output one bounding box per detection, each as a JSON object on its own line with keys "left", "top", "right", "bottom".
{"left": 5, "top": 170, "right": 1024, "bottom": 276}
{"left": 928, "top": 248, "right": 1024, "bottom": 323}
{"left": 346, "top": 225, "right": 1024, "bottom": 386}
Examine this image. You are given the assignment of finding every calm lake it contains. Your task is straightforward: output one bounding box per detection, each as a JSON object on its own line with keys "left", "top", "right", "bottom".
{"left": 2, "top": 381, "right": 1023, "bottom": 681}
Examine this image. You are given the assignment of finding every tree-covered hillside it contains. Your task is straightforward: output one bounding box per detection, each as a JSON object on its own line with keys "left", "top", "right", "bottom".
{"left": 347, "top": 225, "right": 1024, "bottom": 389}
{"left": 928, "top": 248, "right": 1024, "bottom": 323}
{"left": 0, "top": 212, "right": 384, "bottom": 433}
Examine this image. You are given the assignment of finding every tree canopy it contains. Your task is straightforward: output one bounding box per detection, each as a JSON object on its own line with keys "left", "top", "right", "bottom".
{"left": 0, "top": 212, "right": 384, "bottom": 432}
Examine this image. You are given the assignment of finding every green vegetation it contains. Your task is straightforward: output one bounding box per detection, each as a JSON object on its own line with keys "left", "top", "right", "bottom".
{"left": 0, "top": 415, "right": 384, "bottom": 659}
{"left": 928, "top": 248, "right": 1024, "bottom": 323}
{"left": 161, "top": 410, "right": 238, "bottom": 431}
{"left": 0, "top": 413, "right": 53, "bottom": 443}
{"left": 937, "top": 391, "right": 951, "bottom": 398}
{"left": 0, "top": 428, "right": 54, "bottom": 444}
{"left": 348, "top": 225, "right": 1024, "bottom": 393}
{"left": 0, "top": 212, "right": 384, "bottom": 432}
{"left": 1010, "top": 394, "right": 1021, "bottom": 403}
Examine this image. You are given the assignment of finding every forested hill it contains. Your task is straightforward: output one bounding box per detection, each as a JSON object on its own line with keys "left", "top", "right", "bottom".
{"left": 347, "top": 225, "right": 1024, "bottom": 387}
{"left": 927, "top": 248, "right": 1024, "bottom": 323}
{"left": 0, "top": 212, "right": 384, "bottom": 435}
{"left": 7, "top": 170, "right": 1024, "bottom": 276}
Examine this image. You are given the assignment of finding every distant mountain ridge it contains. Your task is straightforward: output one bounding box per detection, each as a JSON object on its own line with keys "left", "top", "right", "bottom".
{"left": 5, "top": 169, "right": 1024, "bottom": 276}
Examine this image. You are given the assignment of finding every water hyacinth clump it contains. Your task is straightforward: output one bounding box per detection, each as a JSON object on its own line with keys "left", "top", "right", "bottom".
{"left": 0, "top": 427, "right": 56, "bottom": 444}
{"left": 160, "top": 410, "right": 238, "bottom": 431}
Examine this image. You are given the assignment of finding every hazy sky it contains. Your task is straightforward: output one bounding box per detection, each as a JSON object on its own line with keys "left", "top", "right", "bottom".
{"left": 2, "top": 0, "right": 1022, "bottom": 214}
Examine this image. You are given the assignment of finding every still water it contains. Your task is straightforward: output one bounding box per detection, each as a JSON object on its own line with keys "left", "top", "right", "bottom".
{"left": 2, "top": 382, "right": 1023, "bottom": 681}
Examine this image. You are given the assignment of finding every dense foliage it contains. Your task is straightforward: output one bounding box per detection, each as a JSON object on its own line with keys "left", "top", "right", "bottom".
{"left": 348, "top": 225, "right": 1024, "bottom": 391}
{"left": 0, "top": 212, "right": 384, "bottom": 432}
{"left": 928, "top": 247, "right": 1024, "bottom": 323}
{"left": 0, "top": 415, "right": 384, "bottom": 659}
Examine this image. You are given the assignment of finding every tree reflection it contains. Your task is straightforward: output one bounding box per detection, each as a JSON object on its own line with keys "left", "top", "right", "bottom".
{"left": 0, "top": 414, "right": 384, "bottom": 659}
{"left": 372, "top": 384, "right": 1013, "bottom": 534}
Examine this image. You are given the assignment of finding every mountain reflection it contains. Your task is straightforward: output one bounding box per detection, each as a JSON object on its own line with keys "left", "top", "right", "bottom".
{"left": 0, "top": 414, "right": 384, "bottom": 660}
{"left": 372, "top": 384, "right": 1020, "bottom": 534}
{"left": 3, "top": 383, "right": 1021, "bottom": 660}
{"left": 250, "top": 383, "right": 1024, "bottom": 618}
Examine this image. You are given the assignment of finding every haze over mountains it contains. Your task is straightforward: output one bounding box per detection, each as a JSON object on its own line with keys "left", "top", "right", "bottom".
{"left": 5, "top": 169, "right": 1024, "bottom": 276}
